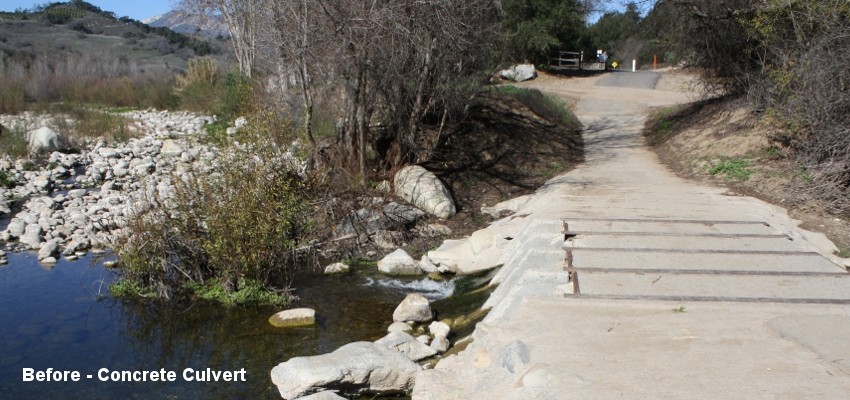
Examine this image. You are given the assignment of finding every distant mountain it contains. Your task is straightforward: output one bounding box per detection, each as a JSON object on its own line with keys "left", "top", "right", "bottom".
{"left": 144, "top": 10, "right": 228, "bottom": 38}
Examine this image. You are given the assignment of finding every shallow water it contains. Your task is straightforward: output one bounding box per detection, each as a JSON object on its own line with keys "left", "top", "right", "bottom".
{"left": 0, "top": 252, "right": 446, "bottom": 399}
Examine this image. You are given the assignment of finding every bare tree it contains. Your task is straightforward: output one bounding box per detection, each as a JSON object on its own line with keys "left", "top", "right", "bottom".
{"left": 270, "top": 0, "right": 498, "bottom": 179}
{"left": 178, "top": 0, "right": 263, "bottom": 78}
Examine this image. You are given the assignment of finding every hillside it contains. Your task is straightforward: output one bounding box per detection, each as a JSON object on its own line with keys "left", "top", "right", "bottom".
{"left": 0, "top": 2, "right": 226, "bottom": 76}
{"left": 644, "top": 89, "right": 850, "bottom": 258}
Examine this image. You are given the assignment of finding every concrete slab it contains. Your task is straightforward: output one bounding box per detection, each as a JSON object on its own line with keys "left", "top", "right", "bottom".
{"left": 574, "top": 271, "right": 850, "bottom": 301}
{"left": 570, "top": 251, "right": 842, "bottom": 272}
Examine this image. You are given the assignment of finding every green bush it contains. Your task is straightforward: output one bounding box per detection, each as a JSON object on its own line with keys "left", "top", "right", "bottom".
{"left": 0, "top": 170, "right": 13, "bottom": 188}
{"left": 49, "top": 108, "right": 133, "bottom": 145}
{"left": 216, "top": 72, "right": 254, "bottom": 120}
{"left": 114, "top": 142, "right": 312, "bottom": 305}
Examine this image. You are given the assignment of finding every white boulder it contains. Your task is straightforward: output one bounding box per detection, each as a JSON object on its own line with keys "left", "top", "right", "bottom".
{"left": 394, "top": 165, "right": 455, "bottom": 219}
{"left": 270, "top": 341, "right": 421, "bottom": 399}
{"left": 387, "top": 321, "right": 413, "bottom": 333}
{"left": 378, "top": 249, "right": 422, "bottom": 276}
{"left": 392, "top": 293, "right": 432, "bottom": 323}
{"left": 26, "top": 127, "right": 63, "bottom": 152}
{"left": 499, "top": 64, "right": 537, "bottom": 82}
{"left": 430, "top": 335, "right": 450, "bottom": 353}
{"left": 159, "top": 140, "right": 183, "bottom": 157}
{"left": 269, "top": 308, "right": 316, "bottom": 328}
{"left": 428, "top": 321, "right": 451, "bottom": 338}
{"left": 323, "top": 262, "right": 350, "bottom": 275}
{"left": 375, "top": 331, "right": 438, "bottom": 361}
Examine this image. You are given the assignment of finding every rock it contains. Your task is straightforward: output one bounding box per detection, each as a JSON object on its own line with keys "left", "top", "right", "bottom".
{"left": 416, "top": 335, "right": 430, "bottom": 345}
{"left": 378, "top": 248, "right": 422, "bottom": 276}
{"left": 40, "top": 257, "right": 57, "bottom": 265}
{"left": 372, "top": 230, "right": 402, "bottom": 250}
{"left": 160, "top": 140, "right": 183, "bottom": 157}
{"left": 6, "top": 218, "right": 26, "bottom": 238}
{"left": 31, "top": 175, "right": 51, "bottom": 191}
{"left": 68, "top": 189, "right": 87, "bottom": 199}
{"left": 38, "top": 241, "right": 58, "bottom": 260}
{"left": 419, "top": 255, "right": 439, "bottom": 273}
{"left": 469, "top": 228, "right": 496, "bottom": 254}
{"left": 430, "top": 335, "right": 450, "bottom": 353}
{"left": 499, "top": 64, "right": 537, "bottom": 82}
{"left": 98, "top": 148, "right": 120, "bottom": 158}
{"left": 422, "top": 223, "right": 452, "bottom": 237}
{"left": 19, "top": 224, "right": 44, "bottom": 248}
{"left": 234, "top": 116, "right": 248, "bottom": 128}
{"left": 376, "top": 180, "right": 392, "bottom": 193}
{"left": 375, "top": 331, "right": 438, "bottom": 361}
{"left": 226, "top": 127, "right": 238, "bottom": 136}
{"left": 392, "top": 293, "right": 432, "bottom": 323}
{"left": 335, "top": 202, "right": 426, "bottom": 238}
{"left": 375, "top": 331, "right": 417, "bottom": 348}
{"left": 428, "top": 321, "right": 451, "bottom": 338}
{"left": 295, "top": 391, "right": 346, "bottom": 400}
{"left": 387, "top": 321, "right": 413, "bottom": 333}
{"left": 323, "top": 262, "right": 350, "bottom": 275}
{"left": 269, "top": 308, "right": 316, "bottom": 328}
{"left": 394, "top": 166, "right": 456, "bottom": 219}
{"left": 270, "top": 341, "right": 421, "bottom": 399}
{"left": 26, "top": 127, "right": 63, "bottom": 152}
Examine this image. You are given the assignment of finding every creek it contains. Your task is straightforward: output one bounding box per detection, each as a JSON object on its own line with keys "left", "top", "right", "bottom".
{"left": 0, "top": 252, "right": 461, "bottom": 399}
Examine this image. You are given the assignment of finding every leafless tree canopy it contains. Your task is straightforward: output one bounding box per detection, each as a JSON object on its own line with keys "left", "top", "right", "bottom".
{"left": 178, "top": 0, "right": 264, "bottom": 77}
{"left": 269, "top": 0, "right": 499, "bottom": 176}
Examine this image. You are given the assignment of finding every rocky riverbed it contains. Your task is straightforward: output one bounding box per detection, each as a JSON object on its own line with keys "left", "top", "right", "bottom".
{"left": 0, "top": 110, "right": 226, "bottom": 264}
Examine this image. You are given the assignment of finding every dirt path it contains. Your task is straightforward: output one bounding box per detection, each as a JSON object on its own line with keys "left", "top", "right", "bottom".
{"left": 412, "top": 71, "right": 850, "bottom": 399}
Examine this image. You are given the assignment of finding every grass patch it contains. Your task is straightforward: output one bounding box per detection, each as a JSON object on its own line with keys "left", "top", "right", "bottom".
{"left": 0, "top": 126, "right": 30, "bottom": 159}
{"left": 492, "top": 85, "right": 575, "bottom": 125}
{"left": 708, "top": 158, "right": 753, "bottom": 181}
{"left": 187, "top": 278, "right": 292, "bottom": 306}
{"left": 51, "top": 108, "right": 133, "bottom": 144}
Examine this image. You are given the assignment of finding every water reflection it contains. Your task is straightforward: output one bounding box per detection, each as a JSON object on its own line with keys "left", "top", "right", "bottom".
{"left": 0, "top": 252, "right": 432, "bottom": 399}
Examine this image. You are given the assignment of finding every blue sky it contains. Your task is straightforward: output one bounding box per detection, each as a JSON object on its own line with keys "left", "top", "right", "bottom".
{"left": 1, "top": 0, "right": 176, "bottom": 21}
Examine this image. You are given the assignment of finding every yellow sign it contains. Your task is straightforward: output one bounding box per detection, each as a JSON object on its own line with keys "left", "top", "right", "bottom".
{"left": 611, "top": 61, "right": 619, "bottom": 69}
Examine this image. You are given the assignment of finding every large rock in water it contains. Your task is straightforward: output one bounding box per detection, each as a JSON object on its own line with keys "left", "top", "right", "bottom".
{"left": 394, "top": 166, "right": 455, "bottom": 219}
{"left": 269, "top": 308, "right": 316, "bottom": 328}
{"left": 499, "top": 64, "right": 537, "bottom": 82}
{"left": 378, "top": 248, "right": 422, "bottom": 276}
{"left": 392, "top": 293, "right": 432, "bottom": 323}
{"left": 270, "top": 341, "right": 422, "bottom": 399}
{"left": 26, "top": 127, "right": 63, "bottom": 152}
